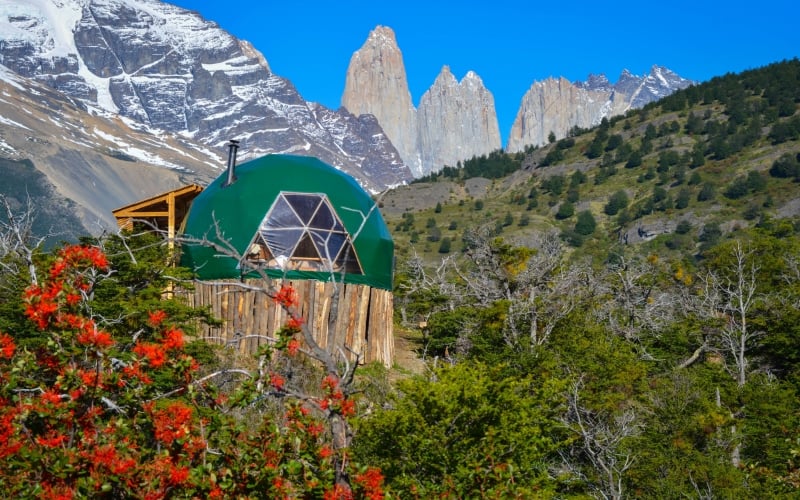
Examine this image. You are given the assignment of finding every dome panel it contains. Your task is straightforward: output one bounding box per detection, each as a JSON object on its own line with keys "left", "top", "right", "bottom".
{"left": 284, "top": 193, "right": 323, "bottom": 224}
{"left": 180, "top": 154, "right": 393, "bottom": 289}
{"left": 265, "top": 195, "right": 301, "bottom": 229}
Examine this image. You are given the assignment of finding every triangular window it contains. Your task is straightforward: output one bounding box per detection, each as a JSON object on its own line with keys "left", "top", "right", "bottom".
{"left": 243, "top": 192, "right": 363, "bottom": 275}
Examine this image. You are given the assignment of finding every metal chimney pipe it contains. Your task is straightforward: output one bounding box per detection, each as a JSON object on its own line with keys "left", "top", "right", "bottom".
{"left": 223, "top": 139, "right": 240, "bottom": 187}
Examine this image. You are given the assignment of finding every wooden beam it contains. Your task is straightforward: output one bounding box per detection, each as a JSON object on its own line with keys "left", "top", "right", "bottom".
{"left": 113, "top": 210, "right": 169, "bottom": 218}
{"left": 167, "top": 191, "right": 176, "bottom": 252}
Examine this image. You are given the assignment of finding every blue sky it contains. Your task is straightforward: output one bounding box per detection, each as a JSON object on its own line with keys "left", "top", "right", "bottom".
{"left": 170, "top": 0, "right": 798, "bottom": 145}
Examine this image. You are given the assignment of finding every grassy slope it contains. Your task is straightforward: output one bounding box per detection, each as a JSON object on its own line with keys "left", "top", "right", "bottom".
{"left": 380, "top": 59, "right": 800, "bottom": 267}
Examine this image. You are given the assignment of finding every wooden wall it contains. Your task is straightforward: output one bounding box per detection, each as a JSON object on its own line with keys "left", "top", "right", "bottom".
{"left": 182, "top": 279, "right": 394, "bottom": 367}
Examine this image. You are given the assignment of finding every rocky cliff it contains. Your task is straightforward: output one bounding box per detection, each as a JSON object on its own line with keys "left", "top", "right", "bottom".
{"left": 342, "top": 26, "right": 501, "bottom": 177}
{"left": 507, "top": 66, "right": 694, "bottom": 152}
{"left": 418, "top": 67, "right": 501, "bottom": 174}
{"left": 341, "top": 26, "right": 419, "bottom": 177}
{"left": 342, "top": 26, "right": 690, "bottom": 176}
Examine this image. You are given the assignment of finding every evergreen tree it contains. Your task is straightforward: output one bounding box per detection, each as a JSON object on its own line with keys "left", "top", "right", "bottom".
{"left": 556, "top": 201, "right": 575, "bottom": 220}
{"left": 574, "top": 210, "right": 597, "bottom": 235}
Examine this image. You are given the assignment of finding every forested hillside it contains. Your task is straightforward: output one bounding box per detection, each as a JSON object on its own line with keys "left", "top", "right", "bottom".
{"left": 0, "top": 59, "right": 799, "bottom": 498}
{"left": 375, "top": 58, "right": 800, "bottom": 497}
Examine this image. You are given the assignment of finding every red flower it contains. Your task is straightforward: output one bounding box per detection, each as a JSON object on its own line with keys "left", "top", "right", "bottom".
{"left": 148, "top": 310, "right": 167, "bottom": 327}
{"left": 322, "top": 374, "right": 339, "bottom": 391}
{"left": 340, "top": 398, "right": 356, "bottom": 417}
{"left": 0, "top": 333, "right": 15, "bottom": 359}
{"left": 168, "top": 465, "right": 189, "bottom": 485}
{"left": 112, "top": 458, "right": 136, "bottom": 475}
{"left": 270, "top": 372, "right": 285, "bottom": 391}
{"left": 40, "top": 482, "right": 76, "bottom": 500}
{"left": 286, "top": 338, "right": 300, "bottom": 356}
{"left": 319, "top": 445, "right": 334, "bottom": 460}
{"left": 36, "top": 431, "right": 68, "bottom": 448}
{"left": 76, "top": 326, "right": 114, "bottom": 349}
{"left": 41, "top": 390, "right": 63, "bottom": 406}
{"left": 78, "top": 369, "right": 103, "bottom": 388}
{"left": 273, "top": 284, "right": 298, "bottom": 308}
{"left": 286, "top": 315, "right": 304, "bottom": 331}
{"left": 122, "top": 362, "right": 152, "bottom": 385}
{"left": 323, "top": 484, "right": 354, "bottom": 500}
{"left": 25, "top": 299, "right": 58, "bottom": 330}
{"left": 150, "top": 402, "right": 194, "bottom": 445}
{"left": 90, "top": 444, "right": 118, "bottom": 468}
{"left": 133, "top": 342, "right": 167, "bottom": 367}
{"left": 355, "top": 467, "right": 385, "bottom": 500}
{"left": 307, "top": 422, "right": 324, "bottom": 438}
{"left": 161, "top": 328, "right": 184, "bottom": 350}
{"left": 60, "top": 244, "right": 108, "bottom": 271}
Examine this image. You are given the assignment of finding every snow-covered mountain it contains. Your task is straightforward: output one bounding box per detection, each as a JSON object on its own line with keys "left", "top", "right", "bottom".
{"left": 0, "top": 0, "right": 696, "bottom": 237}
{"left": 0, "top": 62, "right": 221, "bottom": 233}
{"left": 507, "top": 66, "right": 695, "bottom": 152}
{"left": 0, "top": 0, "right": 413, "bottom": 197}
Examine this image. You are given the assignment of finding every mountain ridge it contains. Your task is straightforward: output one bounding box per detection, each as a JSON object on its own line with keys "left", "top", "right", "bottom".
{"left": 341, "top": 25, "right": 693, "bottom": 176}
{"left": 0, "top": 0, "right": 412, "bottom": 194}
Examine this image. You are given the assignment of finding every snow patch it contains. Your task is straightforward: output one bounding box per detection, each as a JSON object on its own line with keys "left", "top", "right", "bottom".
{"left": 0, "top": 114, "right": 31, "bottom": 130}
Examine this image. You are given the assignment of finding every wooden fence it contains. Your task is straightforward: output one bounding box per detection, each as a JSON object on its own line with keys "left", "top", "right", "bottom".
{"left": 182, "top": 279, "right": 394, "bottom": 367}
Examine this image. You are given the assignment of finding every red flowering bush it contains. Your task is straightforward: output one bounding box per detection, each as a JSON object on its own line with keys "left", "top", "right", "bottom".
{"left": 0, "top": 244, "right": 384, "bottom": 498}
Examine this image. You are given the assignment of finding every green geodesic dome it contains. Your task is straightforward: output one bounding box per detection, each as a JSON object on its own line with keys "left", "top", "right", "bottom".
{"left": 180, "top": 154, "right": 393, "bottom": 290}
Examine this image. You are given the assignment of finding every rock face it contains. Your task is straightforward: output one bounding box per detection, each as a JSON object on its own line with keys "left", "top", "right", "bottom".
{"left": 342, "top": 26, "right": 419, "bottom": 177}
{"left": 507, "top": 66, "right": 694, "bottom": 152}
{"left": 0, "top": 0, "right": 413, "bottom": 193}
{"left": 342, "top": 26, "right": 501, "bottom": 177}
{"left": 418, "top": 67, "right": 501, "bottom": 174}
{"left": 0, "top": 65, "right": 220, "bottom": 232}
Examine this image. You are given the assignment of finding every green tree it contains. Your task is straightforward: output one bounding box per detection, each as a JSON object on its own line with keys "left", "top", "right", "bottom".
{"left": 690, "top": 143, "right": 706, "bottom": 168}
{"left": 556, "top": 201, "right": 575, "bottom": 220}
{"left": 746, "top": 170, "right": 767, "bottom": 192}
{"left": 724, "top": 176, "right": 750, "bottom": 199}
{"left": 605, "top": 190, "right": 629, "bottom": 216}
{"left": 570, "top": 169, "right": 588, "bottom": 187}
{"left": 575, "top": 210, "right": 597, "bottom": 236}
{"left": 675, "top": 187, "right": 691, "bottom": 209}
{"left": 675, "top": 219, "right": 692, "bottom": 234}
{"left": 566, "top": 188, "right": 580, "bottom": 203}
{"left": 769, "top": 153, "right": 800, "bottom": 178}
{"left": 542, "top": 174, "right": 566, "bottom": 195}
{"left": 437, "top": 236, "right": 451, "bottom": 254}
{"left": 605, "top": 134, "right": 624, "bottom": 151}
{"left": 625, "top": 150, "right": 643, "bottom": 169}
{"left": 697, "top": 182, "right": 715, "bottom": 202}
{"left": 353, "top": 362, "right": 567, "bottom": 497}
